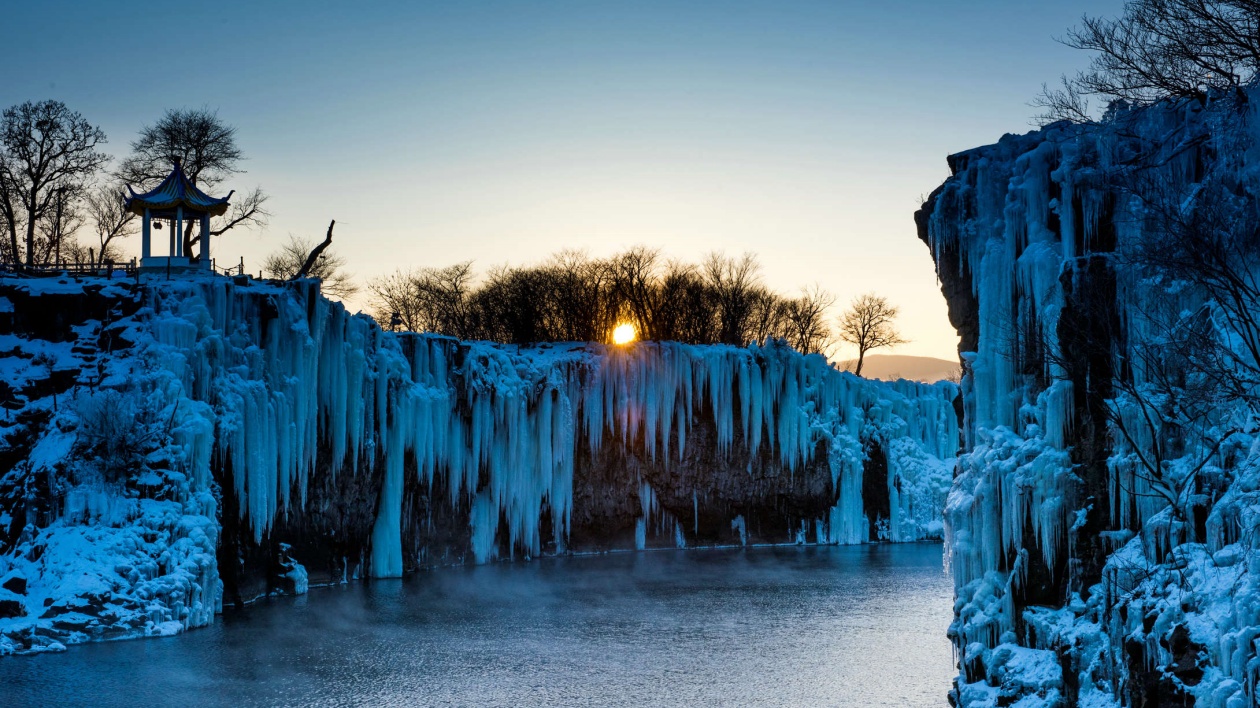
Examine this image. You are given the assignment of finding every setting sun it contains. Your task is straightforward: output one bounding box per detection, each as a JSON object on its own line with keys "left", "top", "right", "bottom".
{"left": 612, "top": 323, "right": 636, "bottom": 345}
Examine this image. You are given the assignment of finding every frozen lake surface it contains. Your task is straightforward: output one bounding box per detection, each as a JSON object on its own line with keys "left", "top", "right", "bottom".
{"left": 1, "top": 544, "right": 954, "bottom": 707}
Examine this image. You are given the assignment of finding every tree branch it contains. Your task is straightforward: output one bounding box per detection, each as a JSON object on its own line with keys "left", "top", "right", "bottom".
{"left": 293, "top": 220, "right": 335, "bottom": 281}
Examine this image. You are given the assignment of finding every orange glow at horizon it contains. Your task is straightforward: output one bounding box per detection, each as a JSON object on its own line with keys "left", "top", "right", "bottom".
{"left": 612, "top": 323, "right": 636, "bottom": 345}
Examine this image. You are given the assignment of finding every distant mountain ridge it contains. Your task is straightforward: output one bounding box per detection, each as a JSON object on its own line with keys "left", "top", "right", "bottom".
{"left": 837, "top": 354, "right": 960, "bottom": 383}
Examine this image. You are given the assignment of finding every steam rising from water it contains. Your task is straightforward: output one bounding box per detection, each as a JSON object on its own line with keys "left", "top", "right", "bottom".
{"left": 0, "top": 545, "right": 952, "bottom": 707}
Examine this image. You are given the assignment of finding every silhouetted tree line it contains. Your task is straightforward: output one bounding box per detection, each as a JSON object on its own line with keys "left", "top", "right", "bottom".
{"left": 368, "top": 247, "right": 838, "bottom": 353}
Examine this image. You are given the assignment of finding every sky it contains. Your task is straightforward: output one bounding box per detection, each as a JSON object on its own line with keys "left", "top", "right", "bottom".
{"left": 1, "top": 0, "right": 1122, "bottom": 360}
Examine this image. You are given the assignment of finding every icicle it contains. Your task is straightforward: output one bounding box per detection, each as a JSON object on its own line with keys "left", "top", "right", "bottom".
{"left": 145, "top": 279, "right": 959, "bottom": 583}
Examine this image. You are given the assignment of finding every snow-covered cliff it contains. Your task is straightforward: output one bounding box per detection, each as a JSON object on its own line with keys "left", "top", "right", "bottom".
{"left": 0, "top": 274, "right": 957, "bottom": 654}
{"left": 920, "top": 90, "right": 1260, "bottom": 707}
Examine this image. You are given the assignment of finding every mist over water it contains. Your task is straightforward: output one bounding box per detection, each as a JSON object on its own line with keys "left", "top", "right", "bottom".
{"left": 1, "top": 544, "right": 953, "bottom": 707}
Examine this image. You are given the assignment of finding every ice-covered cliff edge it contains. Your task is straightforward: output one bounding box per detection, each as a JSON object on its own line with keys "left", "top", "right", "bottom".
{"left": 0, "top": 274, "right": 957, "bottom": 654}
{"left": 920, "top": 90, "right": 1260, "bottom": 707}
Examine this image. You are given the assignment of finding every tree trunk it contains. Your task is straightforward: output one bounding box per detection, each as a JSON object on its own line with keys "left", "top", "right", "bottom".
{"left": 6, "top": 221, "right": 18, "bottom": 270}
{"left": 23, "top": 197, "right": 36, "bottom": 268}
{"left": 293, "top": 220, "right": 335, "bottom": 281}
{"left": 855, "top": 349, "right": 866, "bottom": 377}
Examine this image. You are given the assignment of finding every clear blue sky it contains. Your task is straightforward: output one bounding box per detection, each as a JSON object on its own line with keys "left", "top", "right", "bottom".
{"left": 2, "top": 0, "right": 1121, "bottom": 359}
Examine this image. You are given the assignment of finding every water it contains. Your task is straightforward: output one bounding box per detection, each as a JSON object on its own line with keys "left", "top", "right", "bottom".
{"left": 1, "top": 544, "right": 954, "bottom": 707}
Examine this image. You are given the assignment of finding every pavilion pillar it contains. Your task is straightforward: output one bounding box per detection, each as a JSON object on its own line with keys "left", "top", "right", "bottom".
{"left": 142, "top": 208, "right": 152, "bottom": 260}
{"left": 175, "top": 206, "right": 184, "bottom": 257}
{"left": 200, "top": 214, "right": 210, "bottom": 264}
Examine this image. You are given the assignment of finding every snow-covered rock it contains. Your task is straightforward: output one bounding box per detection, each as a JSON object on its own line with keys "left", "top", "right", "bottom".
{"left": 921, "top": 87, "right": 1260, "bottom": 706}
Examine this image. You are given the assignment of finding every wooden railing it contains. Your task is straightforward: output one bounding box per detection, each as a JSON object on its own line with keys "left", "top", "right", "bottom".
{"left": 0, "top": 258, "right": 139, "bottom": 278}
{"left": 1, "top": 256, "right": 261, "bottom": 281}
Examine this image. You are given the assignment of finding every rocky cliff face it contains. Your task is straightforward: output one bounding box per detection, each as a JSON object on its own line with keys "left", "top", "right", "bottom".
{"left": 920, "top": 92, "right": 1260, "bottom": 707}
{"left": 0, "top": 274, "right": 957, "bottom": 654}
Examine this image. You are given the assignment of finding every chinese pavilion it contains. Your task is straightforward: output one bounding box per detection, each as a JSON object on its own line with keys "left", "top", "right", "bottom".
{"left": 124, "top": 159, "right": 232, "bottom": 270}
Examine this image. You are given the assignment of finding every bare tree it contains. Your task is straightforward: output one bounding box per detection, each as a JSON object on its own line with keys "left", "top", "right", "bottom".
{"left": 263, "top": 229, "right": 359, "bottom": 300}
{"left": 291, "top": 220, "right": 335, "bottom": 280}
{"left": 208, "top": 186, "right": 268, "bottom": 239}
{"left": 1036, "top": 0, "right": 1260, "bottom": 123}
{"left": 368, "top": 262, "right": 475, "bottom": 334}
{"left": 0, "top": 100, "right": 108, "bottom": 269}
{"left": 838, "top": 293, "right": 907, "bottom": 376}
{"left": 782, "top": 284, "right": 835, "bottom": 354}
{"left": 544, "top": 250, "right": 617, "bottom": 342}
{"left": 1111, "top": 121, "right": 1260, "bottom": 412}
{"left": 745, "top": 287, "right": 787, "bottom": 346}
{"left": 703, "top": 251, "right": 762, "bottom": 345}
{"left": 58, "top": 237, "right": 96, "bottom": 268}
{"left": 611, "top": 246, "right": 664, "bottom": 340}
{"left": 415, "top": 262, "right": 475, "bottom": 336}
{"left": 74, "top": 390, "right": 144, "bottom": 483}
{"left": 117, "top": 107, "right": 245, "bottom": 189}
{"left": 1107, "top": 335, "right": 1238, "bottom": 547}
{"left": 83, "top": 184, "right": 136, "bottom": 266}
{"left": 653, "top": 260, "right": 715, "bottom": 343}
{"left": 33, "top": 185, "right": 85, "bottom": 267}
{"left": 118, "top": 108, "right": 268, "bottom": 254}
{"left": 368, "top": 269, "right": 426, "bottom": 332}
{"left": 1033, "top": 76, "right": 1096, "bottom": 125}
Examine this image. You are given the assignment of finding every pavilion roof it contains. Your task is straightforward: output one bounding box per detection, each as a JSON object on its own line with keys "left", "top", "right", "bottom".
{"left": 124, "top": 160, "right": 232, "bottom": 217}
